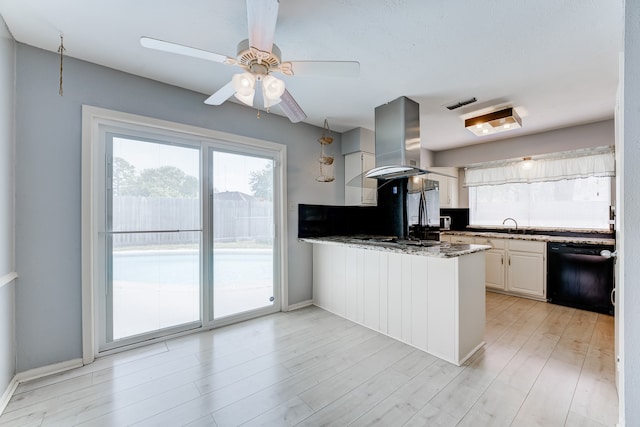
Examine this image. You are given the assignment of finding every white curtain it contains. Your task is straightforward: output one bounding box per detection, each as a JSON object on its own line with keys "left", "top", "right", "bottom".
{"left": 464, "top": 146, "right": 615, "bottom": 187}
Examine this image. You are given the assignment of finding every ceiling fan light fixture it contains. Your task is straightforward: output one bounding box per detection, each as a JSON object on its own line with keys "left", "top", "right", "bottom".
{"left": 465, "top": 107, "right": 522, "bottom": 136}
{"left": 234, "top": 90, "right": 255, "bottom": 107}
{"left": 262, "top": 75, "right": 285, "bottom": 101}
{"left": 232, "top": 72, "right": 256, "bottom": 96}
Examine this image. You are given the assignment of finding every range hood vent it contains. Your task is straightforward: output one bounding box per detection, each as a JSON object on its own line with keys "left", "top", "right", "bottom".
{"left": 366, "top": 96, "right": 431, "bottom": 180}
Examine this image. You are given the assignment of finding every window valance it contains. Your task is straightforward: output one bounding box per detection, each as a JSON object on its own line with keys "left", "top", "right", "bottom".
{"left": 464, "top": 146, "right": 615, "bottom": 187}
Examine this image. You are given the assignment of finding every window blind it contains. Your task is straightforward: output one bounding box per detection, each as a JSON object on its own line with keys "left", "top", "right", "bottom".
{"left": 464, "top": 146, "right": 615, "bottom": 187}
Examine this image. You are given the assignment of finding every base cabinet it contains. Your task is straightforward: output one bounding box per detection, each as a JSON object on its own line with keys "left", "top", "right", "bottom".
{"left": 311, "top": 243, "right": 486, "bottom": 365}
{"left": 465, "top": 236, "right": 546, "bottom": 300}
{"left": 485, "top": 249, "right": 506, "bottom": 291}
{"left": 506, "top": 242, "right": 546, "bottom": 298}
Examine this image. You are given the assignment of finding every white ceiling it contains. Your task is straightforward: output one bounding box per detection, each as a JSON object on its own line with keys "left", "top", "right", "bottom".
{"left": 0, "top": 0, "right": 624, "bottom": 151}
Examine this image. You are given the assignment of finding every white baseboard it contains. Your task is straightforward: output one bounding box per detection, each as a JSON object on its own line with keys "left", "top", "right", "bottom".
{"left": 0, "top": 358, "right": 84, "bottom": 416}
{"left": 285, "top": 299, "right": 313, "bottom": 311}
{"left": 14, "top": 358, "right": 84, "bottom": 384}
{"left": 0, "top": 377, "right": 19, "bottom": 416}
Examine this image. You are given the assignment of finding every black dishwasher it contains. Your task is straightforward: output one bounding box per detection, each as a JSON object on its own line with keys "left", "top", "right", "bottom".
{"left": 547, "top": 242, "right": 615, "bottom": 315}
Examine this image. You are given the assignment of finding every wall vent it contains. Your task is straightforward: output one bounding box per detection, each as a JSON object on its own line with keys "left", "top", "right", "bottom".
{"left": 445, "top": 97, "right": 477, "bottom": 111}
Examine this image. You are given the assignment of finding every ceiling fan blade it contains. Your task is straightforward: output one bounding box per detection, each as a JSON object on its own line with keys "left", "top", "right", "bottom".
{"left": 246, "top": 0, "right": 279, "bottom": 53}
{"left": 279, "top": 89, "right": 307, "bottom": 123}
{"left": 204, "top": 80, "right": 236, "bottom": 105}
{"left": 140, "top": 37, "right": 233, "bottom": 64}
{"left": 282, "top": 61, "right": 360, "bottom": 78}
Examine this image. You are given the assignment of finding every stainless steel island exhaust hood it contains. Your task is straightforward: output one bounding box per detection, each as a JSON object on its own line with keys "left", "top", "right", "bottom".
{"left": 365, "top": 96, "right": 432, "bottom": 180}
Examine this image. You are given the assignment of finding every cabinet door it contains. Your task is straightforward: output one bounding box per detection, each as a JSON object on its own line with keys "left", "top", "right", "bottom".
{"left": 345, "top": 152, "right": 377, "bottom": 206}
{"left": 507, "top": 251, "right": 545, "bottom": 298}
{"left": 437, "top": 176, "right": 451, "bottom": 208}
{"left": 485, "top": 249, "right": 506, "bottom": 291}
{"left": 361, "top": 153, "right": 377, "bottom": 205}
{"left": 427, "top": 167, "right": 458, "bottom": 208}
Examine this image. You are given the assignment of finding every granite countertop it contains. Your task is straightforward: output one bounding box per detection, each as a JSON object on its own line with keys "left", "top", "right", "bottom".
{"left": 300, "top": 236, "right": 490, "bottom": 258}
{"left": 442, "top": 230, "right": 615, "bottom": 246}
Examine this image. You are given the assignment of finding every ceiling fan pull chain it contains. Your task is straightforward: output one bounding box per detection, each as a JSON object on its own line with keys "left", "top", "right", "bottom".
{"left": 57, "top": 34, "right": 65, "bottom": 96}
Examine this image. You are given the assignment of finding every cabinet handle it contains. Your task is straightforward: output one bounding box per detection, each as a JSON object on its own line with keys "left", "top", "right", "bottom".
{"left": 508, "top": 257, "right": 511, "bottom": 266}
{"left": 611, "top": 288, "right": 616, "bottom": 306}
{"left": 501, "top": 256, "right": 503, "bottom": 265}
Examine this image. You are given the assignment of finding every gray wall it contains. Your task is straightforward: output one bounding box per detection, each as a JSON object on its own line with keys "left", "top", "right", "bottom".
{"left": 0, "top": 16, "right": 16, "bottom": 394}
{"left": 433, "top": 119, "right": 614, "bottom": 167}
{"left": 623, "top": 0, "right": 640, "bottom": 422}
{"left": 14, "top": 44, "right": 343, "bottom": 372}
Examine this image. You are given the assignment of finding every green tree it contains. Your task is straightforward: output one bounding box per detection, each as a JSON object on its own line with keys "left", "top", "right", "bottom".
{"left": 112, "top": 157, "right": 136, "bottom": 196}
{"left": 249, "top": 163, "right": 273, "bottom": 200}
{"left": 127, "top": 166, "right": 198, "bottom": 198}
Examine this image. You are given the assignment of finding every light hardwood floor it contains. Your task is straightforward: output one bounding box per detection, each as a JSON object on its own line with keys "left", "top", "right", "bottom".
{"left": 0, "top": 292, "right": 618, "bottom": 426}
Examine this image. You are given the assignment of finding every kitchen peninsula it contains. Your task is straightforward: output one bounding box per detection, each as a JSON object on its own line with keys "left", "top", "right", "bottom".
{"left": 301, "top": 236, "right": 490, "bottom": 366}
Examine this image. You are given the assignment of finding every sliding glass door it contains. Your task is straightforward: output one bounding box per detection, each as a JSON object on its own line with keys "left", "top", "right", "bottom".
{"left": 102, "top": 134, "right": 202, "bottom": 349}
{"left": 94, "top": 119, "right": 283, "bottom": 353}
{"left": 209, "top": 150, "right": 276, "bottom": 320}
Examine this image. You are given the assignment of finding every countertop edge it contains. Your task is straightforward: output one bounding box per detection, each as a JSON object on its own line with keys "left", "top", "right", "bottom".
{"left": 442, "top": 231, "right": 615, "bottom": 246}
{"left": 300, "top": 237, "right": 491, "bottom": 258}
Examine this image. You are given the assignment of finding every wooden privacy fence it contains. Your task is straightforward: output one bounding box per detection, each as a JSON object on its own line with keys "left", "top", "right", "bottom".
{"left": 112, "top": 196, "right": 273, "bottom": 246}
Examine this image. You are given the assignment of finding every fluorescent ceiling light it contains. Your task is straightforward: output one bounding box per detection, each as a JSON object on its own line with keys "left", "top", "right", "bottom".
{"left": 465, "top": 107, "right": 522, "bottom": 136}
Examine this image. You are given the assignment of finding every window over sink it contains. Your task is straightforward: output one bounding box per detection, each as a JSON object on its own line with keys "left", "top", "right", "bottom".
{"left": 465, "top": 147, "right": 614, "bottom": 230}
{"left": 469, "top": 176, "right": 612, "bottom": 229}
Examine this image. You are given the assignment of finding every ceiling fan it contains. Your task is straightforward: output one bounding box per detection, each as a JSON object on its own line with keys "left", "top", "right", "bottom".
{"left": 140, "top": 0, "right": 360, "bottom": 123}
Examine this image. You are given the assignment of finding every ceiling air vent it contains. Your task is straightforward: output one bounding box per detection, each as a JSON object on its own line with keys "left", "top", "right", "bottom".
{"left": 445, "top": 97, "right": 477, "bottom": 111}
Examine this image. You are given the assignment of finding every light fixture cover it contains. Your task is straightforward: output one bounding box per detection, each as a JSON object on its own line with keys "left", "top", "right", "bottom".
{"left": 465, "top": 107, "right": 522, "bottom": 136}
{"left": 234, "top": 89, "right": 255, "bottom": 106}
{"left": 232, "top": 72, "right": 256, "bottom": 96}
{"left": 262, "top": 75, "right": 285, "bottom": 108}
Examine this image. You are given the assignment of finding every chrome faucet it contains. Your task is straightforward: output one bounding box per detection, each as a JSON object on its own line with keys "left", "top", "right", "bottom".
{"left": 502, "top": 217, "right": 518, "bottom": 232}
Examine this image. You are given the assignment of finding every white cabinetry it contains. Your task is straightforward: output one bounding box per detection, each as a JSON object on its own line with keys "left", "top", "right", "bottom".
{"left": 345, "top": 151, "right": 377, "bottom": 206}
{"left": 505, "top": 240, "right": 546, "bottom": 299}
{"left": 311, "top": 243, "right": 486, "bottom": 365}
{"left": 441, "top": 234, "right": 547, "bottom": 300}
{"left": 474, "top": 237, "right": 506, "bottom": 292}
{"left": 481, "top": 237, "right": 545, "bottom": 299}
{"left": 427, "top": 167, "right": 458, "bottom": 208}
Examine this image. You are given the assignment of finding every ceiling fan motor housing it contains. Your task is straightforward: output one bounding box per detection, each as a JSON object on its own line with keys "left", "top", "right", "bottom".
{"left": 236, "top": 38, "right": 282, "bottom": 74}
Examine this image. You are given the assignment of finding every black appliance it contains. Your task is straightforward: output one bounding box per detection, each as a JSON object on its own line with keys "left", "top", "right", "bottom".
{"left": 376, "top": 178, "right": 408, "bottom": 239}
{"left": 406, "top": 178, "right": 440, "bottom": 240}
{"left": 547, "top": 242, "right": 615, "bottom": 315}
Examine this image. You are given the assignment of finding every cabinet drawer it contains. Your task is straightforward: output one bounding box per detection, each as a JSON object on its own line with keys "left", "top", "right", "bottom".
{"left": 508, "top": 239, "right": 545, "bottom": 254}
{"left": 474, "top": 237, "right": 506, "bottom": 249}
